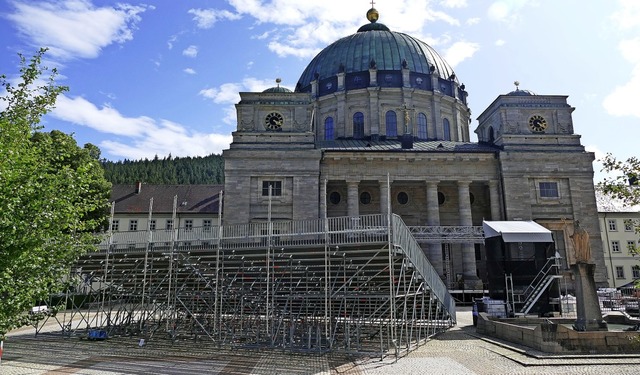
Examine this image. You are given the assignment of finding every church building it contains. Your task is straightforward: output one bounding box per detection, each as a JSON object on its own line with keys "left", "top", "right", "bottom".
{"left": 222, "top": 7, "right": 606, "bottom": 289}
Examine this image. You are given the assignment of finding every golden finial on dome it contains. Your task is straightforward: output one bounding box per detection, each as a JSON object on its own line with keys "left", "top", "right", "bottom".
{"left": 367, "top": 1, "right": 379, "bottom": 23}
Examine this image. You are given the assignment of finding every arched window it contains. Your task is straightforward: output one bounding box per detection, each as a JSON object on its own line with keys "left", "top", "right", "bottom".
{"left": 385, "top": 110, "right": 397, "bottom": 137}
{"left": 443, "top": 118, "right": 451, "bottom": 141}
{"left": 417, "top": 113, "right": 427, "bottom": 140}
{"left": 353, "top": 112, "right": 364, "bottom": 139}
{"left": 324, "top": 117, "right": 334, "bottom": 140}
{"left": 488, "top": 126, "right": 495, "bottom": 143}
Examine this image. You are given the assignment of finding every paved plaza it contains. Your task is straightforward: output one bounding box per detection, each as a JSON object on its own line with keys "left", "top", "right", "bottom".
{"left": 1, "top": 307, "right": 639, "bottom": 374}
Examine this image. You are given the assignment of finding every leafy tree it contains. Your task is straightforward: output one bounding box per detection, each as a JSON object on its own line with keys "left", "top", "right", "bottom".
{"left": 599, "top": 153, "right": 640, "bottom": 263}
{"left": 0, "top": 49, "right": 111, "bottom": 338}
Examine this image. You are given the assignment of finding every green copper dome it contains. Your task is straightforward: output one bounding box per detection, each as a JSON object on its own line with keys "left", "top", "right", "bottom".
{"left": 295, "top": 10, "right": 458, "bottom": 96}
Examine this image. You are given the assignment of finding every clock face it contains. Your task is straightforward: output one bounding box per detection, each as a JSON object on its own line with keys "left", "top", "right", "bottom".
{"left": 528, "top": 115, "right": 547, "bottom": 132}
{"left": 265, "top": 112, "right": 284, "bottom": 130}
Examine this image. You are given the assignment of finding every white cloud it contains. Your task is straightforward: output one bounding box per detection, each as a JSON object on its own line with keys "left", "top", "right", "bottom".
{"left": 602, "top": 64, "right": 640, "bottom": 117}
{"left": 495, "top": 39, "right": 506, "bottom": 46}
{"left": 466, "top": 17, "right": 480, "bottom": 26}
{"left": 611, "top": 0, "right": 640, "bottom": 30}
{"left": 194, "top": 1, "right": 464, "bottom": 59}
{"left": 441, "top": 0, "right": 468, "bottom": 8}
{"left": 182, "top": 45, "right": 198, "bottom": 58}
{"left": 184, "top": 68, "right": 196, "bottom": 75}
{"left": 487, "top": 0, "right": 531, "bottom": 24}
{"left": 50, "top": 94, "right": 231, "bottom": 159}
{"left": 188, "top": 8, "right": 241, "bottom": 29}
{"left": 443, "top": 41, "right": 480, "bottom": 67}
{"left": 6, "top": 0, "right": 149, "bottom": 60}
{"left": 199, "top": 78, "right": 275, "bottom": 124}
{"left": 602, "top": 2, "right": 640, "bottom": 119}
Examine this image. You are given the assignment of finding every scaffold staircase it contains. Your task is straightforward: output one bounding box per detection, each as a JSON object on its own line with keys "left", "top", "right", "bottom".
{"left": 507, "top": 256, "right": 562, "bottom": 316}
{"left": 49, "top": 214, "right": 456, "bottom": 358}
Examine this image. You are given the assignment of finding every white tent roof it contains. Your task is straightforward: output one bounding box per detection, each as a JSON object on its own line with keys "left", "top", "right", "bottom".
{"left": 483, "top": 220, "right": 553, "bottom": 243}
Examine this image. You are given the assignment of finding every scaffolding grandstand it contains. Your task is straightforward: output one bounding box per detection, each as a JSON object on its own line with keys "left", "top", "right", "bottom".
{"left": 40, "top": 213, "right": 458, "bottom": 358}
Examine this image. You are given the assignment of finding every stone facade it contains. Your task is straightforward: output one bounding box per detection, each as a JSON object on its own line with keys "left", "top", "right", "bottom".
{"left": 222, "top": 14, "right": 606, "bottom": 290}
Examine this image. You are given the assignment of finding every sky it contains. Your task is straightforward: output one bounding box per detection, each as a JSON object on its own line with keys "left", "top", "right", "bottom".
{"left": 0, "top": 0, "right": 639, "bottom": 181}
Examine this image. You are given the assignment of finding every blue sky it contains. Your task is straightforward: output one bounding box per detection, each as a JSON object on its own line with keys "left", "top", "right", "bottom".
{"left": 0, "top": 0, "right": 638, "bottom": 181}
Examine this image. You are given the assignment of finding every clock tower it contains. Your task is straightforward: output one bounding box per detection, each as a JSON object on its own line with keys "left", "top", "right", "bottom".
{"left": 474, "top": 84, "right": 604, "bottom": 282}
{"left": 222, "top": 80, "right": 321, "bottom": 225}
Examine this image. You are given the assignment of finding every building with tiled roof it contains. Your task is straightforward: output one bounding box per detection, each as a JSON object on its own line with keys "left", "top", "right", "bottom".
{"left": 108, "top": 183, "right": 223, "bottom": 248}
{"left": 596, "top": 189, "right": 640, "bottom": 288}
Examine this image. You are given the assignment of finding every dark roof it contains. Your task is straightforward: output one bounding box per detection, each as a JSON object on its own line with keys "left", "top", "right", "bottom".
{"left": 296, "top": 23, "right": 456, "bottom": 92}
{"left": 110, "top": 184, "right": 223, "bottom": 215}
{"left": 263, "top": 86, "right": 293, "bottom": 93}
{"left": 506, "top": 88, "right": 535, "bottom": 96}
{"left": 317, "top": 139, "right": 498, "bottom": 153}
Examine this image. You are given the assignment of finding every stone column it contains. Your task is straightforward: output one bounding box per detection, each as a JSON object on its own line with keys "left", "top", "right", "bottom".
{"left": 571, "top": 263, "right": 607, "bottom": 331}
{"left": 458, "top": 180, "right": 477, "bottom": 284}
{"left": 488, "top": 180, "right": 501, "bottom": 221}
{"left": 347, "top": 180, "right": 359, "bottom": 218}
{"left": 426, "top": 181, "right": 443, "bottom": 278}
{"left": 379, "top": 179, "right": 390, "bottom": 216}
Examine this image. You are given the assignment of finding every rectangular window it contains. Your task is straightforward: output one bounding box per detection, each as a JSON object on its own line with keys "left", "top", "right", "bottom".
{"left": 538, "top": 182, "right": 559, "bottom": 198}
{"left": 166, "top": 219, "right": 174, "bottom": 231}
{"left": 184, "top": 219, "right": 193, "bottom": 231}
{"left": 262, "top": 181, "right": 282, "bottom": 196}
{"left": 149, "top": 219, "right": 156, "bottom": 231}
{"left": 624, "top": 220, "right": 634, "bottom": 232}
{"left": 628, "top": 240, "right": 636, "bottom": 252}
{"left": 608, "top": 219, "right": 618, "bottom": 231}
{"left": 616, "top": 266, "right": 625, "bottom": 279}
{"left": 129, "top": 219, "right": 138, "bottom": 231}
{"left": 111, "top": 219, "right": 119, "bottom": 231}
{"left": 203, "top": 219, "right": 212, "bottom": 231}
{"left": 633, "top": 266, "right": 640, "bottom": 279}
{"left": 611, "top": 240, "right": 620, "bottom": 253}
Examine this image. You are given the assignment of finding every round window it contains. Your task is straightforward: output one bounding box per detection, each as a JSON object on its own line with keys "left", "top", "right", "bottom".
{"left": 469, "top": 192, "right": 475, "bottom": 205}
{"left": 360, "top": 192, "right": 372, "bottom": 205}
{"left": 397, "top": 192, "right": 409, "bottom": 205}
{"left": 329, "top": 192, "right": 341, "bottom": 204}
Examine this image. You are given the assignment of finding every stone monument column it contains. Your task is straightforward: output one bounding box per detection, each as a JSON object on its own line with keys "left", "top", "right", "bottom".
{"left": 567, "top": 220, "right": 607, "bottom": 331}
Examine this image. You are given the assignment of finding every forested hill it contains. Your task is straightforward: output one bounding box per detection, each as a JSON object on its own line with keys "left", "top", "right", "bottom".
{"left": 102, "top": 154, "right": 224, "bottom": 184}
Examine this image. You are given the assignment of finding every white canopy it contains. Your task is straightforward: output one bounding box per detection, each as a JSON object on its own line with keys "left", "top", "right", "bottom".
{"left": 483, "top": 220, "right": 553, "bottom": 243}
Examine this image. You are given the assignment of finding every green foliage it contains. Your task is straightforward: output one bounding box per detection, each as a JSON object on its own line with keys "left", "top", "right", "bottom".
{"left": 599, "top": 153, "right": 640, "bottom": 286}
{"left": 599, "top": 153, "right": 640, "bottom": 207}
{"left": 102, "top": 153, "right": 224, "bottom": 184}
{"left": 0, "top": 49, "right": 111, "bottom": 338}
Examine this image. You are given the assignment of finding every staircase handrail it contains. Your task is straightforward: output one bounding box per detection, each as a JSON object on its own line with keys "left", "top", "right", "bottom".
{"left": 391, "top": 214, "right": 456, "bottom": 320}
{"left": 521, "top": 256, "right": 560, "bottom": 299}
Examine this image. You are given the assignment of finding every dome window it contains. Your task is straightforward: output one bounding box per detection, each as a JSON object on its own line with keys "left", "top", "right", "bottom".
{"left": 417, "top": 113, "right": 427, "bottom": 140}
{"left": 443, "top": 118, "right": 451, "bottom": 141}
{"left": 324, "top": 117, "right": 335, "bottom": 140}
{"left": 438, "top": 192, "right": 446, "bottom": 205}
{"left": 353, "top": 112, "right": 365, "bottom": 139}
{"left": 385, "top": 111, "right": 397, "bottom": 137}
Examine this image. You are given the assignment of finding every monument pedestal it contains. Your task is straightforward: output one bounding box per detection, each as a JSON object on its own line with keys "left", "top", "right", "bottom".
{"left": 571, "top": 262, "right": 607, "bottom": 331}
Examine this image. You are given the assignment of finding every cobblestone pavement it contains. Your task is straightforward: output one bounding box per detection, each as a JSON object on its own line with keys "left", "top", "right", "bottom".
{"left": 1, "top": 308, "right": 639, "bottom": 374}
